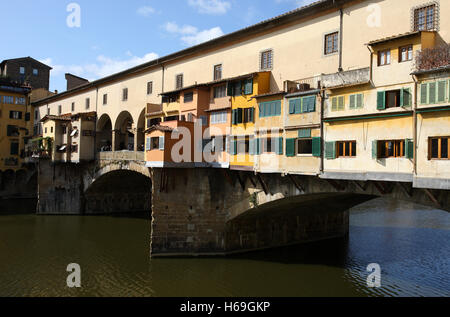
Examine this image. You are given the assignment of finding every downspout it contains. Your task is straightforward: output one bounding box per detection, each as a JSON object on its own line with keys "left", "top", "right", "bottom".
{"left": 412, "top": 74, "right": 418, "bottom": 176}
{"left": 94, "top": 86, "right": 99, "bottom": 160}
{"left": 320, "top": 81, "right": 325, "bottom": 174}
{"left": 338, "top": 8, "right": 344, "bottom": 72}
{"left": 366, "top": 45, "right": 374, "bottom": 84}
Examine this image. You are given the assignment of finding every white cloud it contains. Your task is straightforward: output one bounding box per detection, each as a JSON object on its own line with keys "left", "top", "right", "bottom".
{"left": 137, "top": 6, "right": 156, "bottom": 17}
{"left": 164, "top": 22, "right": 224, "bottom": 46}
{"left": 41, "top": 52, "right": 159, "bottom": 83}
{"left": 275, "top": 0, "right": 317, "bottom": 8}
{"left": 188, "top": 0, "right": 231, "bottom": 15}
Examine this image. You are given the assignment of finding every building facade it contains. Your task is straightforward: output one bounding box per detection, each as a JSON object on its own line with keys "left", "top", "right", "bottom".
{"left": 1, "top": 57, "right": 52, "bottom": 90}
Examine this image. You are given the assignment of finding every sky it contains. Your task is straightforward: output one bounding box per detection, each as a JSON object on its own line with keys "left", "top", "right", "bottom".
{"left": 2, "top": 0, "right": 315, "bottom": 92}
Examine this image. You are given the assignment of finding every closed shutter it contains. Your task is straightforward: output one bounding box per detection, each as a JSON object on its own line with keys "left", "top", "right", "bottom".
{"left": 276, "top": 100, "right": 282, "bottom": 115}
{"left": 420, "top": 83, "right": 428, "bottom": 104}
{"left": 238, "top": 108, "right": 243, "bottom": 123}
{"left": 229, "top": 140, "right": 236, "bottom": 155}
{"left": 256, "top": 138, "right": 261, "bottom": 155}
{"left": 259, "top": 103, "right": 263, "bottom": 118}
{"left": 377, "top": 91, "right": 386, "bottom": 110}
{"left": 325, "top": 141, "right": 336, "bottom": 159}
{"left": 295, "top": 99, "right": 302, "bottom": 114}
{"left": 298, "top": 128, "right": 311, "bottom": 138}
{"left": 356, "top": 93, "right": 364, "bottom": 108}
{"left": 437, "top": 81, "right": 446, "bottom": 103}
{"left": 146, "top": 138, "right": 151, "bottom": 151}
{"left": 231, "top": 109, "right": 236, "bottom": 124}
{"left": 349, "top": 95, "right": 356, "bottom": 109}
{"left": 289, "top": 100, "right": 295, "bottom": 114}
{"left": 244, "top": 79, "right": 253, "bottom": 95}
{"left": 270, "top": 102, "right": 276, "bottom": 116}
{"left": 249, "top": 107, "right": 254, "bottom": 122}
{"left": 249, "top": 139, "right": 255, "bottom": 155}
{"left": 312, "top": 137, "right": 321, "bottom": 157}
{"left": 276, "top": 137, "right": 283, "bottom": 155}
{"left": 227, "top": 82, "right": 234, "bottom": 96}
{"left": 286, "top": 138, "right": 296, "bottom": 157}
{"left": 338, "top": 96, "right": 345, "bottom": 111}
{"left": 429, "top": 82, "right": 436, "bottom": 104}
{"left": 405, "top": 139, "right": 414, "bottom": 159}
{"left": 331, "top": 97, "right": 338, "bottom": 111}
{"left": 372, "top": 140, "right": 379, "bottom": 159}
{"left": 159, "top": 136, "right": 165, "bottom": 150}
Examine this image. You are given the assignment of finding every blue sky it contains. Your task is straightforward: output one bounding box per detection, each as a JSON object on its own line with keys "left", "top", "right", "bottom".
{"left": 2, "top": 0, "right": 314, "bottom": 92}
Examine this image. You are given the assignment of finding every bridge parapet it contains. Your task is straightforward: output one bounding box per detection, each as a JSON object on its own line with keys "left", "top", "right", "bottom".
{"left": 98, "top": 151, "right": 145, "bottom": 162}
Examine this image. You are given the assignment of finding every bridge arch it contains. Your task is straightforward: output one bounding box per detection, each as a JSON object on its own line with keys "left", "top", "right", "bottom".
{"left": 97, "top": 113, "right": 113, "bottom": 152}
{"left": 136, "top": 108, "right": 146, "bottom": 152}
{"left": 114, "top": 111, "right": 134, "bottom": 151}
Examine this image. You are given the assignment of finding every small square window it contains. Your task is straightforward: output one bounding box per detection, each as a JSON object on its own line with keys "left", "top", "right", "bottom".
{"left": 378, "top": 50, "right": 391, "bottom": 66}
{"left": 103, "top": 94, "right": 107, "bottom": 105}
{"left": 19, "top": 67, "right": 25, "bottom": 74}
{"left": 324, "top": 32, "right": 339, "bottom": 55}
{"left": 176, "top": 74, "right": 184, "bottom": 89}
{"left": 399, "top": 45, "right": 413, "bottom": 62}
{"left": 122, "top": 88, "right": 128, "bottom": 101}
{"left": 260, "top": 50, "right": 273, "bottom": 70}
{"left": 214, "top": 64, "right": 222, "bottom": 81}
{"left": 33, "top": 69, "right": 38, "bottom": 76}
{"left": 147, "top": 82, "right": 153, "bottom": 95}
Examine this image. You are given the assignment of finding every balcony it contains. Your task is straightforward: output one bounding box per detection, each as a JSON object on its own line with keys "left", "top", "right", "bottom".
{"left": 146, "top": 103, "right": 163, "bottom": 116}
{"left": 321, "top": 67, "right": 370, "bottom": 89}
{"left": 98, "top": 151, "right": 145, "bottom": 162}
{"left": 413, "top": 44, "right": 450, "bottom": 73}
{"left": 285, "top": 75, "right": 322, "bottom": 93}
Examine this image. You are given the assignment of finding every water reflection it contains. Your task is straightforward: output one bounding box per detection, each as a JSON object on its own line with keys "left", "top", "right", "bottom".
{"left": 0, "top": 198, "right": 448, "bottom": 297}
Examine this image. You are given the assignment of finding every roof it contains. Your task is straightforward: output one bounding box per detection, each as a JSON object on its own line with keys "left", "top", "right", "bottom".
{"left": 32, "top": 0, "right": 353, "bottom": 105}
{"left": 40, "top": 114, "right": 72, "bottom": 123}
{"left": 253, "top": 91, "right": 287, "bottom": 99}
{"left": 1, "top": 56, "right": 52, "bottom": 70}
{"left": 411, "top": 64, "right": 450, "bottom": 76}
{"left": 144, "top": 125, "right": 175, "bottom": 134}
{"left": 160, "top": 72, "right": 261, "bottom": 96}
{"left": 286, "top": 89, "right": 321, "bottom": 98}
{"left": 366, "top": 31, "right": 423, "bottom": 46}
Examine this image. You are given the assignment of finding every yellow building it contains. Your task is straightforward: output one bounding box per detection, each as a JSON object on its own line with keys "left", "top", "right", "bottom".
{"left": 0, "top": 81, "right": 32, "bottom": 171}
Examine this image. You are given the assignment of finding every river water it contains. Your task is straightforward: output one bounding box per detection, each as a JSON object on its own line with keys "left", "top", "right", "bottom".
{"left": 0, "top": 198, "right": 448, "bottom": 297}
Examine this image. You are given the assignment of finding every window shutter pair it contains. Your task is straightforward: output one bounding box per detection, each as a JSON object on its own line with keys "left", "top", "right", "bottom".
{"left": 377, "top": 91, "right": 386, "bottom": 110}
{"left": 286, "top": 138, "right": 296, "bottom": 157}
{"left": 325, "top": 141, "right": 336, "bottom": 159}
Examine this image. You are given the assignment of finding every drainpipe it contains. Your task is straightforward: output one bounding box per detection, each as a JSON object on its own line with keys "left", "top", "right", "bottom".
{"left": 320, "top": 81, "right": 325, "bottom": 174}
{"left": 412, "top": 74, "right": 418, "bottom": 176}
{"left": 94, "top": 86, "right": 99, "bottom": 160}
{"left": 338, "top": 8, "right": 344, "bottom": 72}
{"left": 366, "top": 45, "right": 374, "bottom": 84}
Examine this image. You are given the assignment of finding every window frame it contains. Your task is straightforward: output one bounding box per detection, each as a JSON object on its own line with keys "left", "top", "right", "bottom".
{"left": 378, "top": 49, "right": 391, "bottom": 66}
{"left": 413, "top": 4, "right": 437, "bottom": 31}
{"left": 429, "top": 136, "right": 450, "bottom": 160}
{"left": 377, "top": 140, "right": 406, "bottom": 159}
{"left": 260, "top": 49, "right": 273, "bottom": 71}
{"left": 296, "top": 138, "right": 313, "bottom": 156}
{"left": 336, "top": 141, "right": 357, "bottom": 158}
{"left": 213, "top": 64, "right": 222, "bottom": 81}
{"left": 176, "top": 74, "right": 184, "bottom": 89}
{"left": 147, "top": 81, "right": 153, "bottom": 95}
{"left": 213, "top": 85, "right": 227, "bottom": 99}
{"left": 324, "top": 31, "right": 339, "bottom": 56}
{"left": 399, "top": 45, "right": 413, "bottom": 63}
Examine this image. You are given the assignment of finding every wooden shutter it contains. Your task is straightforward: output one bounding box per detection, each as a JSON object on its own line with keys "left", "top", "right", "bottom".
{"left": 420, "top": 83, "right": 428, "bottom": 104}
{"left": 146, "top": 138, "right": 151, "bottom": 151}
{"left": 244, "top": 79, "right": 253, "bottom": 95}
{"left": 275, "top": 100, "right": 281, "bottom": 116}
{"left": 405, "top": 139, "right": 414, "bottom": 159}
{"left": 401, "top": 88, "right": 411, "bottom": 107}
{"left": 298, "top": 128, "right": 311, "bottom": 138}
{"left": 325, "top": 142, "right": 336, "bottom": 159}
{"left": 231, "top": 110, "right": 236, "bottom": 125}
{"left": 249, "top": 107, "right": 254, "bottom": 122}
{"left": 256, "top": 138, "right": 261, "bottom": 155}
{"left": 349, "top": 95, "right": 356, "bottom": 109}
{"left": 289, "top": 100, "right": 295, "bottom": 114}
{"left": 275, "top": 137, "right": 282, "bottom": 155}
{"left": 227, "top": 82, "right": 234, "bottom": 96}
{"left": 258, "top": 103, "right": 263, "bottom": 118}
{"left": 372, "top": 140, "right": 379, "bottom": 159}
{"left": 377, "top": 91, "right": 386, "bottom": 110}
{"left": 338, "top": 96, "right": 345, "bottom": 111}
{"left": 286, "top": 138, "right": 296, "bottom": 157}
{"left": 295, "top": 99, "right": 302, "bottom": 114}
{"left": 356, "top": 93, "right": 364, "bottom": 108}
{"left": 437, "top": 81, "right": 446, "bottom": 103}
{"left": 249, "top": 139, "right": 255, "bottom": 155}
{"left": 312, "top": 137, "right": 321, "bottom": 157}
{"left": 331, "top": 97, "right": 338, "bottom": 111}
{"left": 429, "top": 82, "right": 436, "bottom": 104}
{"left": 159, "top": 136, "right": 165, "bottom": 150}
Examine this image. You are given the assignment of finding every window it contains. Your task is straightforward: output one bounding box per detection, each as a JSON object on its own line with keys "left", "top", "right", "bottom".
{"left": 7, "top": 125, "right": 19, "bottom": 137}
{"left": 414, "top": 4, "right": 436, "bottom": 31}
{"left": 9, "top": 111, "right": 22, "bottom": 120}
{"left": 260, "top": 49, "right": 273, "bottom": 70}
{"left": 15, "top": 97, "right": 26, "bottom": 105}
{"left": 213, "top": 85, "right": 226, "bottom": 99}
{"left": 122, "top": 88, "right": 128, "bottom": 101}
{"left": 71, "top": 102, "right": 75, "bottom": 112}
{"left": 71, "top": 145, "right": 79, "bottom": 153}
{"left": 378, "top": 50, "right": 391, "bottom": 66}
{"left": 259, "top": 100, "right": 282, "bottom": 117}
{"left": 420, "top": 81, "right": 448, "bottom": 105}
{"left": 103, "top": 94, "right": 107, "bottom": 105}
{"left": 19, "top": 67, "right": 25, "bottom": 74}
{"left": 47, "top": 108, "right": 50, "bottom": 115}
{"left": 176, "top": 74, "right": 184, "bottom": 89}
{"left": 3, "top": 96, "right": 14, "bottom": 104}
{"left": 232, "top": 108, "right": 254, "bottom": 125}
{"left": 33, "top": 69, "right": 38, "bottom": 76}
{"left": 147, "top": 118, "right": 161, "bottom": 127}
{"left": 399, "top": 45, "right": 413, "bottom": 62}
{"left": 429, "top": 137, "right": 449, "bottom": 160}
{"left": 324, "top": 32, "right": 339, "bottom": 55}
{"left": 337, "top": 141, "right": 357, "bottom": 158}
{"left": 261, "top": 138, "right": 274, "bottom": 153}
{"left": 147, "top": 81, "right": 153, "bottom": 95}
{"left": 289, "top": 96, "right": 316, "bottom": 114}
{"left": 297, "top": 139, "right": 313, "bottom": 155}
{"left": 214, "top": 64, "right": 222, "bottom": 81}
{"left": 51, "top": 127, "right": 53, "bottom": 133}
{"left": 237, "top": 138, "right": 250, "bottom": 154}
{"left": 199, "top": 116, "right": 207, "bottom": 126}
{"left": 377, "top": 140, "right": 405, "bottom": 158}
{"left": 184, "top": 92, "right": 194, "bottom": 103}
{"left": 85, "top": 98, "right": 90, "bottom": 109}
{"left": 210, "top": 110, "right": 228, "bottom": 124}
{"left": 10, "top": 142, "right": 19, "bottom": 156}
{"left": 377, "top": 88, "right": 411, "bottom": 109}
{"left": 58, "top": 105, "right": 62, "bottom": 115}
{"left": 149, "top": 136, "right": 165, "bottom": 150}
{"left": 386, "top": 90, "right": 401, "bottom": 108}
{"left": 349, "top": 94, "right": 364, "bottom": 109}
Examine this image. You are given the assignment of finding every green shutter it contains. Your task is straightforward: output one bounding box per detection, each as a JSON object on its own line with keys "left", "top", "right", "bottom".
{"left": 270, "top": 102, "right": 276, "bottom": 116}
{"left": 420, "top": 83, "right": 428, "bottom": 104}
{"left": 258, "top": 103, "right": 263, "bottom": 118}
{"left": 256, "top": 138, "right": 262, "bottom": 155}
{"left": 372, "top": 140, "right": 379, "bottom": 159}
{"left": 377, "top": 91, "right": 386, "bottom": 110}
{"left": 298, "top": 128, "right": 311, "bottom": 138}
{"left": 325, "top": 142, "right": 336, "bottom": 159}
{"left": 437, "top": 81, "right": 446, "bottom": 103}
{"left": 295, "top": 99, "right": 302, "bottom": 114}
{"left": 249, "top": 139, "right": 255, "bottom": 155}
{"left": 312, "top": 137, "right": 321, "bottom": 157}
{"left": 289, "top": 100, "right": 295, "bottom": 114}
{"left": 304, "top": 96, "right": 316, "bottom": 112}
{"left": 405, "top": 139, "right": 414, "bottom": 159}
{"left": 356, "top": 93, "right": 364, "bottom": 108}
{"left": 275, "top": 100, "right": 282, "bottom": 116}
{"left": 250, "top": 107, "right": 254, "bottom": 122}
{"left": 286, "top": 138, "right": 296, "bottom": 157}
{"left": 229, "top": 140, "right": 237, "bottom": 155}
{"left": 227, "top": 82, "right": 234, "bottom": 96}
{"left": 237, "top": 108, "right": 243, "bottom": 124}
{"left": 338, "top": 96, "right": 345, "bottom": 111}
{"left": 402, "top": 88, "right": 411, "bottom": 107}
{"left": 429, "top": 82, "right": 436, "bottom": 104}
{"left": 349, "top": 95, "right": 356, "bottom": 109}
{"left": 331, "top": 97, "right": 338, "bottom": 112}
{"left": 232, "top": 109, "right": 236, "bottom": 124}
{"left": 244, "top": 79, "right": 253, "bottom": 95}
{"left": 276, "top": 137, "right": 283, "bottom": 155}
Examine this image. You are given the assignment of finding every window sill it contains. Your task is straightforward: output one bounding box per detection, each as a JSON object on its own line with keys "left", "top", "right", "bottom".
{"left": 297, "top": 154, "right": 313, "bottom": 157}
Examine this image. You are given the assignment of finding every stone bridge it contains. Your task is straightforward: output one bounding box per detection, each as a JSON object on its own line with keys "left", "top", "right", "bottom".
{"left": 36, "top": 154, "right": 450, "bottom": 257}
